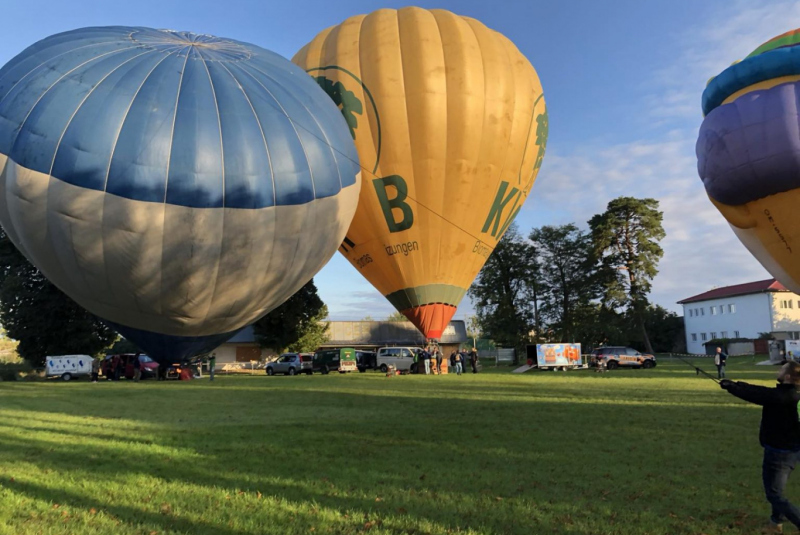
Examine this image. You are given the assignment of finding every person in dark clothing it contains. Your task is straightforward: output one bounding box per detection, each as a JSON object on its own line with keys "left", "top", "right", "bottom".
{"left": 112, "top": 355, "right": 122, "bottom": 381}
{"left": 470, "top": 348, "right": 479, "bottom": 374}
{"left": 721, "top": 361, "right": 800, "bottom": 533}
{"left": 435, "top": 350, "right": 443, "bottom": 375}
{"left": 449, "top": 350, "right": 456, "bottom": 369}
{"left": 133, "top": 355, "right": 142, "bottom": 382}
{"left": 715, "top": 346, "right": 728, "bottom": 379}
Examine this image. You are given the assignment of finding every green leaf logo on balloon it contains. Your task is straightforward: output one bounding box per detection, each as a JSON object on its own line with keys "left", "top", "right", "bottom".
{"left": 533, "top": 107, "right": 548, "bottom": 172}
{"left": 315, "top": 77, "right": 363, "bottom": 139}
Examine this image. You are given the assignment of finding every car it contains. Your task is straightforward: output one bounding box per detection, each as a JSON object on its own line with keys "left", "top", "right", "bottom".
{"left": 590, "top": 347, "right": 656, "bottom": 370}
{"left": 376, "top": 347, "right": 417, "bottom": 373}
{"left": 102, "top": 353, "right": 160, "bottom": 380}
{"left": 313, "top": 348, "right": 357, "bottom": 374}
{"left": 266, "top": 353, "right": 313, "bottom": 376}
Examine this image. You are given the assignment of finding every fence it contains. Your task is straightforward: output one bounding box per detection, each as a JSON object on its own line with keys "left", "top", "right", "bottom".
{"left": 479, "top": 348, "right": 516, "bottom": 366}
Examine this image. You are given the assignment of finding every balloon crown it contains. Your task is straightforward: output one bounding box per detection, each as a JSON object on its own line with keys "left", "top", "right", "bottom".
{"left": 128, "top": 28, "right": 251, "bottom": 61}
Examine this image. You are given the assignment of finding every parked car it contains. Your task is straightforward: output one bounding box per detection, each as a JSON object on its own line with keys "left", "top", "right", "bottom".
{"left": 356, "top": 350, "right": 377, "bottom": 372}
{"left": 313, "top": 348, "right": 357, "bottom": 374}
{"left": 45, "top": 355, "right": 93, "bottom": 381}
{"left": 376, "top": 347, "right": 417, "bottom": 372}
{"left": 102, "top": 353, "right": 159, "bottom": 380}
{"left": 266, "top": 353, "right": 313, "bottom": 376}
{"left": 590, "top": 347, "right": 656, "bottom": 370}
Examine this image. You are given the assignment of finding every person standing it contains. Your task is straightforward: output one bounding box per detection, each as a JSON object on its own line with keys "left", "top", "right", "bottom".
{"left": 720, "top": 361, "right": 800, "bottom": 533}
{"left": 435, "top": 349, "right": 443, "bottom": 375}
{"left": 133, "top": 355, "right": 142, "bottom": 382}
{"left": 112, "top": 355, "right": 122, "bottom": 381}
{"left": 715, "top": 346, "right": 728, "bottom": 379}
{"left": 209, "top": 353, "right": 216, "bottom": 382}
{"left": 470, "top": 348, "right": 479, "bottom": 374}
{"left": 422, "top": 348, "right": 431, "bottom": 375}
{"left": 91, "top": 357, "right": 100, "bottom": 383}
{"left": 454, "top": 351, "right": 463, "bottom": 375}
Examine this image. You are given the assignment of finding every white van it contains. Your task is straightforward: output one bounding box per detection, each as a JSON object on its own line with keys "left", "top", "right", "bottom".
{"left": 45, "top": 355, "right": 93, "bottom": 381}
{"left": 376, "top": 347, "right": 417, "bottom": 372}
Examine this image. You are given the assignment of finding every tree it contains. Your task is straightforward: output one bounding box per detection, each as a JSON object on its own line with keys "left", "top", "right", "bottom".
{"left": 0, "top": 230, "right": 117, "bottom": 366}
{"left": 252, "top": 279, "right": 330, "bottom": 353}
{"left": 529, "top": 224, "right": 599, "bottom": 343}
{"left": 386, "top": 311, "right": 407, "bottom": 322}
{"left": 589, "top": 197, "right": 665, "bottom": 354}
{"left": 468, "top": 224, "right": 536, "bottom": 359}
{"left": 640, "top": 305, "right": 684, "bottom": 353}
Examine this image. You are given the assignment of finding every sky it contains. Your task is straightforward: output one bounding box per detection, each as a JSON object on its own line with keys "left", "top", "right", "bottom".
{"left": 1, "top": 0, "right": 798, "bottom": 321}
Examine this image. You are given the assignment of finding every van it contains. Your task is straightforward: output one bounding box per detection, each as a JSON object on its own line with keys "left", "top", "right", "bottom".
{"left": 376, "top": 347, "right": 417, "bottom": 372}
{"left": 45, "top": 355, "right": 93, "bottom": 381}
{"left": 313, "top": 348, "right": 357, "bottom": 374}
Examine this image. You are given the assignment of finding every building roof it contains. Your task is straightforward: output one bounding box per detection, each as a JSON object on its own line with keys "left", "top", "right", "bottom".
{"left": 677, "top": 278, "right": 788, "bottom": 304}
{"left": 223, "top": 321, "right": 468, "bottom": 347}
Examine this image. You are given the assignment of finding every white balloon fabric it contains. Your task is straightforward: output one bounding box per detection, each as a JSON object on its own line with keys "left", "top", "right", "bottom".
{"left": 0, "top": 27, "right": 361, "bottom": 359}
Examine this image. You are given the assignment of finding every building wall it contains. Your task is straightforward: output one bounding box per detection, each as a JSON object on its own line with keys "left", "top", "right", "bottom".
{"left": 682, "top": 293, "right": 773, "bottom": 354}
{"left": 769, "top": 293, "right": 800, "bottom": 335}
{"left": 214, "top": 344, "right": 277, "bottom": 365}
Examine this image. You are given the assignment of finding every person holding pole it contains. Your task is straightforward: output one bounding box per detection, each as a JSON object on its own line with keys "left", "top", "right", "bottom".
{"left": 720, "top": 361, "right": 800, "bottom": 533}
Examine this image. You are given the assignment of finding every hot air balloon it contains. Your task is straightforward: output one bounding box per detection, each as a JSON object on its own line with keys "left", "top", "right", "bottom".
{"left": 293, "top": 7, "right": 547, "bottom": 339}
{"left": 698, "top": 29, "right": 800, "bottom": 293}
{"left": 0, "top": 27, "right": 361, "bottom": 363}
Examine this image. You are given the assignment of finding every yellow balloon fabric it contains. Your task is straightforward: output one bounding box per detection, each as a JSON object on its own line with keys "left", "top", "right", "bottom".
{"left": 293, "top": 7, "right": 547, "bottom": 338}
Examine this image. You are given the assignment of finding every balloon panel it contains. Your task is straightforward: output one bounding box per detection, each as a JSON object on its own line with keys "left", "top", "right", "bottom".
{"left": 293, "top": 8, "right": 547, "bottom": 338}
{"left": 0, "top": 27, "right": 361, "bottom": 342}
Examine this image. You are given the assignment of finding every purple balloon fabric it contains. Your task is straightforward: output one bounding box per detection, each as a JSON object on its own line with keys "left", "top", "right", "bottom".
{"left": 697, "top": 81, "right": 800, "bottom": 206}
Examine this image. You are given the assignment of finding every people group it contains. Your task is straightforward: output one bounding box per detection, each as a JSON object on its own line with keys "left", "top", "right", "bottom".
{"left": 414, "top": 345, "right": 479, "bottom": 375}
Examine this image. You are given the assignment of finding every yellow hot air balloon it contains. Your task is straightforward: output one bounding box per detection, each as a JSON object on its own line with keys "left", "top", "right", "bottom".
{"left": 293, "top": 7, "right": 547, "bottom": 339}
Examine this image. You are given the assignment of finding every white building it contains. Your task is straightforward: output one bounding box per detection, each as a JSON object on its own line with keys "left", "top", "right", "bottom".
{"left": 678, "top": 279, "right": 800, "bottom": 354}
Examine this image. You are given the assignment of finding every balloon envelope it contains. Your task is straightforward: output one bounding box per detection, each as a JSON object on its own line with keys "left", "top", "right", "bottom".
{"left": 0, "top": 27, "right": 361, "bottom": 362}
{"left": 698, "top": 29, "right": 800, "bottom": 292}
{"left": 293, "top": 8, "right": 547, "bottom": 338}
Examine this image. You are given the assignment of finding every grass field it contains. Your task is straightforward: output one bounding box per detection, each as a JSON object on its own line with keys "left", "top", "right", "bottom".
{"left": 0, "top": 356, "right": 789, "bottom": 534}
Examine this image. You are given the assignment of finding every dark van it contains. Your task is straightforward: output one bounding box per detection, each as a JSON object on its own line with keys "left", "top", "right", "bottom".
{"left": 313, "top": 348, "right": 357, "bottom": 374}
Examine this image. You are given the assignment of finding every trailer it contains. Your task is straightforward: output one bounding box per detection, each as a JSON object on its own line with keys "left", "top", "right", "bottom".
{"left": 528, "top": 343, "right": 583, "bottom": 371}
{"left": 45, "top": 355, "right": 93, "bottom": 381}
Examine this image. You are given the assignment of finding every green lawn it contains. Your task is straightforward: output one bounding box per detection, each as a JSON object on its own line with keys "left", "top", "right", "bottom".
{"left": 0, "top": 356, "right": 788, "bottom": 534}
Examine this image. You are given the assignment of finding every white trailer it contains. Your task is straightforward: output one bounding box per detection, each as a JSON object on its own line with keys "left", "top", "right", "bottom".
{"left": 45, "top": 355, "right": 93, "bottom": 381}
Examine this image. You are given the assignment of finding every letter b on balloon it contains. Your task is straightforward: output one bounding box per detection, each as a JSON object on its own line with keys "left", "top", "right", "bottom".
{"left": 373, "top": 175, "right": 414, "bottom": 233}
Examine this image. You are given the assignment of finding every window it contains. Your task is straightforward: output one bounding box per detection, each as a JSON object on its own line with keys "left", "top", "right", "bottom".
{"left": 734, "top": 330, "right": 740, "bottom": 337}
{"left": 721, "top": 331, "right": 728, "bottom": 338}
{"left": 689, "top": 309, "right": 693, "bottom": 317}
{"left": 711, "top": 306, "right": 717, "bottom": 315}
{"left": 701, "top": 333, "right": 707, "bottom": 341}
{"left": 711, "top": 332, "right": 717, "bottom": 339}
{"left": 701, "top": 308, "right": 705, "bottom": 316}
{"left": 729, "top": 304, "right": 736, "bottom": 313}
{"left": 691, "top": 334, "right": 697, "bottom": 342}
{"left": 720, "top": 306, "right": 725, "bottom": 315}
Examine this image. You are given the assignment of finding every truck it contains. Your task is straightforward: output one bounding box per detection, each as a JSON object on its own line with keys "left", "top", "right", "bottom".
{"left": 45, "top": 355, "right": 93, "bottom": 381}
{"left": 313, "top": 348, "right": 358, "bottom": 374}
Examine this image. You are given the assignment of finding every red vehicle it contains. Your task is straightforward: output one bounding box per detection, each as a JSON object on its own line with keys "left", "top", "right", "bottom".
{"left": 102, "top": 353, "right": 159, "bottom": 380}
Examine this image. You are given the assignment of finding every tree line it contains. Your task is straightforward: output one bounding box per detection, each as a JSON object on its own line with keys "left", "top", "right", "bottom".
{"left": 468, "top": 197, "right": 683, "bottom": 357}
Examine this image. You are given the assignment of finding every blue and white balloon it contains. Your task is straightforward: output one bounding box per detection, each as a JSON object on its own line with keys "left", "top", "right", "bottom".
{"left": 0, "top": 27, "right": 361, "bottom": 362}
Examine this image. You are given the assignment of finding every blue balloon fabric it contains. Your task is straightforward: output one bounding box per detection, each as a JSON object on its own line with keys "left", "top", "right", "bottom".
{"left": 0, "top": 27, "right": 362, "bottom": 364}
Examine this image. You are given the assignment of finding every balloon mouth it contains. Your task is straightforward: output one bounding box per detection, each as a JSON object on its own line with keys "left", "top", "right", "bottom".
{"left": 400, "top": 303, "right": 458, "bottom": 340}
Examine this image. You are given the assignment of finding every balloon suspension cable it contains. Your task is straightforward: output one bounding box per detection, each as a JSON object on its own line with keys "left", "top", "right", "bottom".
{"left": 673, "top": 355, "right": 720, "bottom": 384}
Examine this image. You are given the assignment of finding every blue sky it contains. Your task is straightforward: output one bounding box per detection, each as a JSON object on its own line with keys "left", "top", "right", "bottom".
{"left": 1, "top": 0, "right": 797, "bottom": 320}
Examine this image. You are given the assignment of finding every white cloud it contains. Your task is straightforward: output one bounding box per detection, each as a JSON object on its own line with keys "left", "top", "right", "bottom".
{"left": 651, "top": 0, "right": 800, "bottom": 122}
